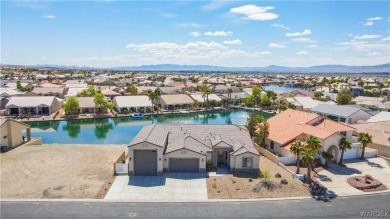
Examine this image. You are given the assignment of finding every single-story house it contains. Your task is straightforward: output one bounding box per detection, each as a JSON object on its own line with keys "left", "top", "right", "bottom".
{"left": 64, "top": 88, "right": 85, "bottom": 99}
{"left": 366, "top": 111, "right": 390, "bottom": 122}
{"left": 265, "top": 109, "right": 359, "bottom": 165}
{"left": 158, "top": 87, "right": 182, "bottom": 95}
{"left": 158, "top": 94, "right": 194, "bottom": 110}
{"left": 127, "top": 124, "right": 260, "bottom": 175}
{"left": 5, "top": 82, "right": 34, "bottom": 90}
{"left": 219, "top": 92, "right": 250, "bottom": 105}
{"left": 311, "top": 104, "right": 373, "bottom": 124}
{"left": 24, "top": 87, "right": 67, "bottom": 98}
{"left": 5, "top": 96, "right": 63, "bottom": 115}
{"left": 290, "top": 90, "right": 314, "bottom": 98}
{"left": 101, "top": 88, "right": 121, "bottom": 100}
{"left": 285, "top": 96, "right": 335, "bottom": 111}
{"left": 351, "top": 121, "right": 390, "bottom": 157}
{"left": 349, "top": 86, "right": 364, "bottom": 97}
{"left": 75, "top": 97, "right": 107, "bottom": 114}
{"left": 190, "top": 94, "right": 221, "bottom": 106}
{"left": 374, "top": 101, "right": 390, "bottom": 112}
{"left": 353, "top": 96, "right": 385, "bottom": 108}
{"left": 113, "top": 96, "right": 152, "bottom": 113}
{"left": 0, "top": 118, "right": 31, "bottom": 151}
{"left": 212, "top": 85, "right": 240, "bottom": 94}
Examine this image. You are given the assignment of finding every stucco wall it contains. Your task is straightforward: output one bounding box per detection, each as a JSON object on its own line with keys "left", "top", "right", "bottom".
{"left": 51, "top": 98, "right": 62, "bottom": 113}
{"left": 1, "top": 121, "right": 26, "bottom": 148}
{"left": 127, "top": 142, "right": 164, "bottom": 175}
{"left": 233, "top": 152, "right": 260, "bottom": 171}
{"left": 369, "top": 143, "right": 390, "bottom": 158}
{"left": 349, "top": 110, "right": 372, "bottom": 124}
{"left": 1, "top": 125, "right": 9, "bottom": 147}
{"left": 163, "top": 149, "right": 206, "bottom": 171}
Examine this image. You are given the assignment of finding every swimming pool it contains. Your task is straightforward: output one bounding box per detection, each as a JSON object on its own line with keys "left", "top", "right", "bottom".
{"left": 26, "top": 109, "right": 273, "bottom": 144}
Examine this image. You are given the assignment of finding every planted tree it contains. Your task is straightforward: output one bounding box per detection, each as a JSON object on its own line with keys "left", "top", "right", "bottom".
{"left": 62, "top": 97, "right": 80, "bottom": 115}
{"left": 306, "top": 135, "right": 322, "bottom": 153}
{"left": 93, "top": 93, "right": 112, "bottom": 113}
{"left": 321, "top": 151, "right": 334, "bottom": 166}
{"left": 358, "top": 132, "right": 373, "bottom": 159}
{"left": 125, "top": 85, "right": 138, "bottom": 95}
{"left": 245, "top": 111, "right": 263, "bottom": 137}
{"left": 255, "top": 120, "right": 270, "bottom": 148}
{"left": 274, "top": 100, "right": 287, "bottom": 113}
{"left": 290, "top": 140, "right": 306, "bottom": 174}
{"left": 339, "top": 137, "right": 352, "bottom": 165}
{"left": 336, "top": 90, "right": 353, "bottom": 105}
{"left": 300, "top": 147, "right": 317, "bottom": 183}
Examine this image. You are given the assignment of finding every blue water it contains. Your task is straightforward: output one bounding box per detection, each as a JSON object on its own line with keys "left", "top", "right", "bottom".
{"left": 26, "top": 109, "right": 272, "bottom": 144}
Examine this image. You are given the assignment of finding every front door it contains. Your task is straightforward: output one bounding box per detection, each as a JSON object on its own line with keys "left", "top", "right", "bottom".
{"left": 217, "top": 151, "right": 227, "bottom": 164}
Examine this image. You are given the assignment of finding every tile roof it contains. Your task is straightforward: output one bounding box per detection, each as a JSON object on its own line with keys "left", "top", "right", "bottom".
{"left": 159, "top": 94, "right": 194, "bottom": 105}
{"left": 129, "top": 124, "right": 259, "bottom": 156}
{"left": 113, "top": 96, "right": 152, "bottom": 108}
{"left": 267, "top": 109, "right": 355, "bottom": 145}
{"left": 351, "top": 121, "right": 390, "bottom": 146}
{"left": 311, "top": 104, "right": 365, "bottom": 117}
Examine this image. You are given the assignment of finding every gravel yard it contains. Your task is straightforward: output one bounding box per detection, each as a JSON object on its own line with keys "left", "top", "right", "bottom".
{"left": 0, "top": 144, "right": 125, "bottom": 199}
{"left": 207, "top": 155, "right": 310, "bottom": 199}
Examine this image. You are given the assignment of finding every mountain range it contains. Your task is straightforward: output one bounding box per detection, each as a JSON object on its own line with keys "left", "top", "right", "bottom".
{"left": 2, "top": 63, "right": 390, "bottom": 73}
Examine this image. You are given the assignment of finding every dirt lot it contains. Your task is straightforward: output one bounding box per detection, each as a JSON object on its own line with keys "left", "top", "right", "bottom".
{"left": 0, "top": 144, "right": 125, "bottom": 199}
{"left": 207, "top": 155, "right": 310, "bottom": 199}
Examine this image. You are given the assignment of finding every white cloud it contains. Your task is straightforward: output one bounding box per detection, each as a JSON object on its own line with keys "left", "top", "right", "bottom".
{"left": 268, "top": 43, "right": 286, "bottom": 48}
{"left": 124, "top": 41, "right": 269, "bottom": 61}
{"left": 223, "top": 39, "right": 242, "bottom": 45}
{"left": 367, "top": 17, "right": 383, "bottom": 21}
{"left": 43, "top": 15, "right": 56, "bottom": 19}
{"left": 204, "top": 31, "right": 233, "bottom": 36}
{"left": 291, "top": 38, "right": 317, "bottom": 43}
{"left": 306, "top": 44, "right": 317, "bottom": 48}
{"left": 229, "top": 5, "right": 278, "bottom": 21}
{"left": 271, "top": 23, "right": 290, "bottom": 30}
{"left": 364, "top": 21, "right": 374, "bottom": 26}
{"left": 367, "top": 52, "right": 382, "bottom": 56}
{"left": 354, "top": 34, "right": 382, "bottom": 40}
{"left": 189, "top": 31, "right": 201, "bottom": 37}
{"left": 286, "top": 29, "right": 312, "bottom": 37}
{"left": 381, "top": 37, "right": 390, "bottom": 41}
{"left": 202, "top": 1, "right": 233, "bottom": 10}
{"left": 174, "top": 22, "right": 203, "bottom": 28}
{"left": 338, "top": 41, "right": 389, "bottom": 51}
{"left": 296, "top": 51, "right": 310, "bottom": 55}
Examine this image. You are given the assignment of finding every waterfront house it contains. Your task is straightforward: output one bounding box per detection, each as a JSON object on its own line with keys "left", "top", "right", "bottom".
{"left": 158, "top": 94, "right": 194, "bottom": 110}
{"left": 112, "top": 96, "right": 152, "bottom": 113}
{"left": 311, "top": 104, "right": 373, "bottom": 124}
{"left": 219, "top": 92, "right": 250, "bottom": 105}
{"left": 5, "top": 96, "right": 62, "bottom": 116}
{"left": 285, "top": 96, "right": 335, "bottom": 111}
{"left": 127, "top": 124, "right": 260, "bottom": 175}
{"left": 190, "top": 94, "right": 221, "bottom": 107}
{"left": 265, "top": 109, "right": 359, "bottom": 165}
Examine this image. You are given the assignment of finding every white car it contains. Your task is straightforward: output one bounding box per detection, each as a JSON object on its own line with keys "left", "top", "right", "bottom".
{"left": 106, "top": 97, "right": 112, "bottom": 102}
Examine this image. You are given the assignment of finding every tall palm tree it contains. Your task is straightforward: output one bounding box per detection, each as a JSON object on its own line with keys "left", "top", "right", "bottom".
{"left": 290, "top": 140, "right": 306, "bottom": 174}
{"left": 200, "top": 82, "right": 209, "bottom": 108}
{"left": 358, "top": 132, "right": 373, "bottom": 159}
{"left": 255, "top": 121, "right": 270, "bottom": 148}
{"left": 339, "top": 137, "right": 352, "bottom": 165}
{"left": 227, "top": 88, "right": 233, "bottom": 108}
{"left": 300, "top": 147, "right": 317, "bottom": 183}
{"left": 148, "top": 91, "right": 156, "bottom": 114}
{"left": 306, "top": 135, "right": 322, "bottom": 153}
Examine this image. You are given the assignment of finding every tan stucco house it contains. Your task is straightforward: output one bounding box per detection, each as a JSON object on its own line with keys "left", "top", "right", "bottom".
{"left": 127, "top": 124, "right": 260, "bottom": 175}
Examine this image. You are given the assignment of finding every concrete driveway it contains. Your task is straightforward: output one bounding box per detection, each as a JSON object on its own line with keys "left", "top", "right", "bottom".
{"left": 316, "top": 157, "right": 390, "bottom": 196}
{"left": 105, "top": 173, "right": 207, "bottom": 201}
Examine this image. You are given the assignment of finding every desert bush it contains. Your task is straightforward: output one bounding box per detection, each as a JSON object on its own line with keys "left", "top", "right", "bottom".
{"left": 281, "top": 179, "right": 288, "bottom": 185}
{"left": 275, "top": 173, "right": 282, "bottom": 178}
{"left": 212, "top": 181, "right": 217, "bottom": 188}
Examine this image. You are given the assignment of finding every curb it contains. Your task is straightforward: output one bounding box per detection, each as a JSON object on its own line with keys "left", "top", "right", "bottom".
{"left": 2, "top": 191, "right": 389, "bottom": 203}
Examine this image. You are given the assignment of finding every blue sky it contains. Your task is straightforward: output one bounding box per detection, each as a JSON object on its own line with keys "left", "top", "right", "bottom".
{"left": 1, "top": 0, "right": 389, "bottom": 67}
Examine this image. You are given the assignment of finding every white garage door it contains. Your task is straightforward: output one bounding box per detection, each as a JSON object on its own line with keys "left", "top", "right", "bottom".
{"left": 343, "top": 145, "right": 359, "bottom": 160}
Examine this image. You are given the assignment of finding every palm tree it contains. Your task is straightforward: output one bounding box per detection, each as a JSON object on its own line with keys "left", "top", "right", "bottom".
{"left": 306, "top": 135, "right": 322, "bottom": 153}
{"left": 255, "top": 121, "right": 270, "bottom": 148}
{"left": 377, "top": 82, "right": 384, "bottom": 97}
{"left": 300, "top": 147, "right": 317, "bottom": 183}
{"left": 148, "top": 91, "right": 156, "bottom": 114}
{"left": 358, "top": 132, "right": 373, "bottom": 159}
{"left": 227, "top": 88, "right": 233, "bottom": 108}
{"left": 200, "top": 82, "right": 209, "bottom": 108}
{"left": 339, "top": 137, "right": 352, "bottom": 165}
{"left": 287, "top": 102, "right": 297, "bottom": 110}
{"left": 290, "top": 140, "right": 306, "bottom": 174}
{"left": 125, "top": 85, "right": 138, "bottom": 96}
{"left": 321, "top": 151, "right": 334, "bottom": 166}
{"left": 314, "top": 91, "right": 324, "bottom": 100}
{"left": 274, "top": 100, "right": 287, "bottom": 113}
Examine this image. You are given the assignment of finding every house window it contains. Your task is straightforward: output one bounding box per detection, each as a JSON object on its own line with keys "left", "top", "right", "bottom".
{"left": 3, "top": 135, "right": 7, "bottom": 139}
{"left": 340, "top": 131, "right": 346, "bottom": 136}
{"left": 339, "top": 117, "right": 346, "bottom": 123}
{"left": 270, "top": 141, "right": 274, "bottom": 149}
{"left": 242, "top": 157, "right": 253, "bottom": 168}
{"left": 206, "top": 152, "right": 212, "bottom": 164}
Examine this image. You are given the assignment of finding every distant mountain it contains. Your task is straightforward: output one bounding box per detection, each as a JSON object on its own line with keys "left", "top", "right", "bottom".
{"left": 113, "top": 63, "right": 390, "bottom": 73}
{"left": 2, "top": 63, "right": 389, "bottom": 73}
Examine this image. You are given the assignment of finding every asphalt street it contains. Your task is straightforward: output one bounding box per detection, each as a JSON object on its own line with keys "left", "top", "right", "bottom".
{"left": 1, "top": 193, "right": 389, "bottom": 219}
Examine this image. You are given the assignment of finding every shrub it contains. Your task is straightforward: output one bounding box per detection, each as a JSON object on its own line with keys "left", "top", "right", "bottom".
{"left": 232, "top": 180, "right": 236, "bottom": 184}
{"left": 365, "top": 175, "right": 373, "bottom": 180}
{"left": 281, "top": 179, "right": 288, "bottom": 185}
{"left": 275, "top": 173, "right": 282, "bottom": 178}
{"left": 355, "top": 177, "right": 360, "bottom": 181}
{"left": 212, "top": 181, "right": 217, "bottom": 188}
{"left": 259, "top": 170, "right": 271, "bottom": 181}
{"left": 235, "top": 188, "right": 240, "bottom": 190}
{"left": 249, "top": 178, "right": 253, "bottom": 182}
{"left": 217, "top": 190, "right": 221, "bottom": 193}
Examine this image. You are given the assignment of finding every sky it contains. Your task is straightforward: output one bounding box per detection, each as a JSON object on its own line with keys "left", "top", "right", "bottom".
{"left": 1, "top": 0, "right": 390, "bottom": 68}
